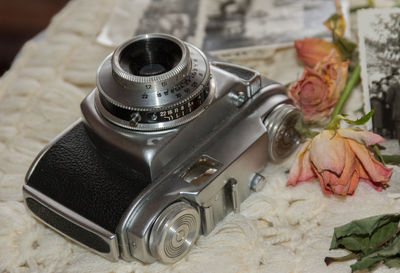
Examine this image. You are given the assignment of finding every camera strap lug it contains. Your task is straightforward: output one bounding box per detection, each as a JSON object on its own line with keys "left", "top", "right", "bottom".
{"left": 229, "top": 178, "right": 240, "bottom": 213}
{"left": 200, "top": 206, "right": 215, "bottom": 235}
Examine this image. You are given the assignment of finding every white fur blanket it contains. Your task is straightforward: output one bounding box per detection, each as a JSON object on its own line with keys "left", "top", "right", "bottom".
{"left": 1, "top": 1, "right": 400, "bottom": 272}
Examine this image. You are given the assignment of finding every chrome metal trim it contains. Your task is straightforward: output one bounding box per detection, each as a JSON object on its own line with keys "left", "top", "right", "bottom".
{"left": 200, "top": 206, "right": 215, "bottom": 234}
{"left": 95, "top": 79, "right": 216, "bottom": 131}
{"left": 210, "top": 61, "right": 262, "bottom": 98}
{"left": 263, "top": 104, "right": 301, "bottom": 162}
{"left": 116, "top": 81, "right": 290, "bottom": 263}
{"left": 97, "top": 41, "right": 209, "bottom": 111}
{"left": 230, "top": 179, "right": 240, "bottom": 213}
{"left": 148, "top": 201, "right": 200, "bottom": 263}
{"left": 23, "top": 185, "right": 119, "bottom": 261}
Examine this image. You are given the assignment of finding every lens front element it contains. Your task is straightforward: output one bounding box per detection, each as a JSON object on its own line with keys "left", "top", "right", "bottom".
{"left": 119, "top": 38, "right": 182, "bottom": 76}
{"left": 111, "top": 34, "right": 191, "bottom": 89}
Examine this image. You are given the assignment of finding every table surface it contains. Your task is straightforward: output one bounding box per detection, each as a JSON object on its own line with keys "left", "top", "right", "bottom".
{"left": 0, "top": 1, "right": 399, "bottom": 272}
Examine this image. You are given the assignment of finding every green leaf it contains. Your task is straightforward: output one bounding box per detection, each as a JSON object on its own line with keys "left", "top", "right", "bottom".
{"left": 384, "top": 257, "right": 400, "bottom": 268}
{"left": 381, "top": 155, "right": 400, "bottom": 166}
{"left": 333, "top": 35, "right": 357, "bottom": 62}
{"left": 373, "top": 145, "right": 400, "bottom": 166}
{"left": 343, "top": 110, "right": 374, "bottom": 125}
{"left": 325, "top": 110, "right": 374, "bottom": 131}
{"left": 350, "top": 256, "right": 382, "bottom": 272}
{"left": 351, "top": 236, "right": 400, "bottom": 272}
{"left": 330, "top": 214, "right": 400, "bottom": 253}
{"left": 327, "top": 214, "right": 400, "bottom": 272}
{"left": 330, "top": 214, "right": 400, "bottom": 248}
{"left": 373, "top": 145, "right": 386, "bottom": 164}
{"left": 326, "top": 13, "right": 339, "bottom": 23}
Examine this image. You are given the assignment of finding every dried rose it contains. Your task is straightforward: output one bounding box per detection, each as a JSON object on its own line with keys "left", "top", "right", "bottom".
{"left": 294, "top": 38, "right": 339, "bottom": 67}
{"left": 288, "top": 50, "right": 348, "bottom": 122}
{"left": 287, "top": 128, "right": 392, "bottom": 195}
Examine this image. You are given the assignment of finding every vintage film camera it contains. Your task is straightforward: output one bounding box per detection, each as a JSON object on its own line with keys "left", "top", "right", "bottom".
{"left": 23, "top": 33, "right": 301, "bottom": 263}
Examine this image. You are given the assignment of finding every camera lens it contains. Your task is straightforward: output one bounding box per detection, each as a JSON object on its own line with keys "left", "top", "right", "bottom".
{"left": 111, "top": 34, "right": 191, "bottom": 90}
{"left": 118, "top": 38, "right": 182, "bottom": 77}
{"left": 264, "top": 104, "right": 301, "bottom": 162}
{"left": 96, "top": 33, "right": 213, "bottom": 131}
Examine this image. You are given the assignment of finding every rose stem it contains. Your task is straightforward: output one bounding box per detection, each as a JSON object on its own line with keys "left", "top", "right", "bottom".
{"left": 330, "top": 62, "right": 361, "bottom": 119}
{"left": 324, "top": 252, "right": 359, "bottom": 266}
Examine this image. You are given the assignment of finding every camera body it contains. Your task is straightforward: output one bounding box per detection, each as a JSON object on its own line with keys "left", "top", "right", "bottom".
{"left": 23, "top": 34, "right": 300, "bottom": 264}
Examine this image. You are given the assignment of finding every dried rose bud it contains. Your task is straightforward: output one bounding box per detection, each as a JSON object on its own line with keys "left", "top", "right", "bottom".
{"left": 288, "top": 50, "right": 348, "bottom": 123}
{"left": 287, "top": 128, "right": 392, "bottom": 195}
{"left": 294, "top": 37, "right": 339, "bottom": 67}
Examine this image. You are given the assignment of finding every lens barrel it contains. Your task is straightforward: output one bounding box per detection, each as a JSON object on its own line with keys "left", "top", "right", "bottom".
{"left": 95, "top": 33, "right": 213, "bottom": 131}
{"left": 111, "top": 34, "right": 191, "bottom": 91}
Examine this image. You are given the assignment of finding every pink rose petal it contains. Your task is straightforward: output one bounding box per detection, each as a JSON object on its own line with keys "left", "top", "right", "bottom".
{"left": 287, "top": 139, "right": 313, "bottom": 186}
{"left": 309, "top": 130, "right": 346, "bottom": 176}
{"left": 287, "top": 128, "right": 392, "bottom": 196}
{"left": 338, "top": 128, "right": 385, "bottom": 146}
{"left": 348, "top": 139, "right": 392, "bottom": 183}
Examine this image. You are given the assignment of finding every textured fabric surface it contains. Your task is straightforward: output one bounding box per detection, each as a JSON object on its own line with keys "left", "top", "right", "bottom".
{"left": 1, "top": 1, "right": 400, "bottom": 272}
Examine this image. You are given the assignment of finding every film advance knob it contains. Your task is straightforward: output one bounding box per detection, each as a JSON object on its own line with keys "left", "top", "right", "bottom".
{"left": 149, "top": 202, "right": 201, "bottom": 263}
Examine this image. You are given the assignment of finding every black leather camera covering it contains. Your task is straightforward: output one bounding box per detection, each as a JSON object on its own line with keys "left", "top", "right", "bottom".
{"left": 27, "top": 122, "right": 151, "bottom": 232}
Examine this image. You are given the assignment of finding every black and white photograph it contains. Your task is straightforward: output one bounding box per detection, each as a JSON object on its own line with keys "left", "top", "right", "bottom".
{"left": 97, "top": 0, "right": 206, "bottom": 47}
{"left": 98, "top": 0, "right": 344, "bottom": 51}
{"left": 134, "top": 0, "right": 203, "bottom": 44}
{"left": 358, "top": 8, "right": 400, "bottom": 142}
{"left": 202, "top": 0, "right": 338, "bottom": 51}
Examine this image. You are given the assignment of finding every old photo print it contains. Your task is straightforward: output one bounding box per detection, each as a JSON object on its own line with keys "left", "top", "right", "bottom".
{"left": 97, "top": 0, "right": 206, "bottom": 47}
{"left": 134, "top": 0, "right": 205, "bottom": 46}
{"left": 358, "top": 8, "right": 400, "bottom": 140}
{"left": 202, "top": 0, "right": 337, "bottom": 51}
{"left": 98, "top": 0, "right": 345, "bottom": 51}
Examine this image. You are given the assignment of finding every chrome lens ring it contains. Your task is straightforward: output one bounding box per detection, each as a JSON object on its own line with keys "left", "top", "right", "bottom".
{"left": 111, "top": 33, "right": 191, "bottom": 91}
{"left": 149, "top": 201, "right": 200, "bottom": 264}
{"left": 94, "top": 78, "right": 215, "bottom": 131}
{"left": 95, "top": 34, "right": 212, "bottom": 131}
{"left": 264, "top": 104, "right": 302, "bottom": 162}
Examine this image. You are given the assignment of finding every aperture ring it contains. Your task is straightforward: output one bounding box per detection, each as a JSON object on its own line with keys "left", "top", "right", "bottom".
{"left": 94, "top": 79, "right": 215, "bottom": 131}
{"left": 98, "top": 85, "right": 209, "bottom": 124}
